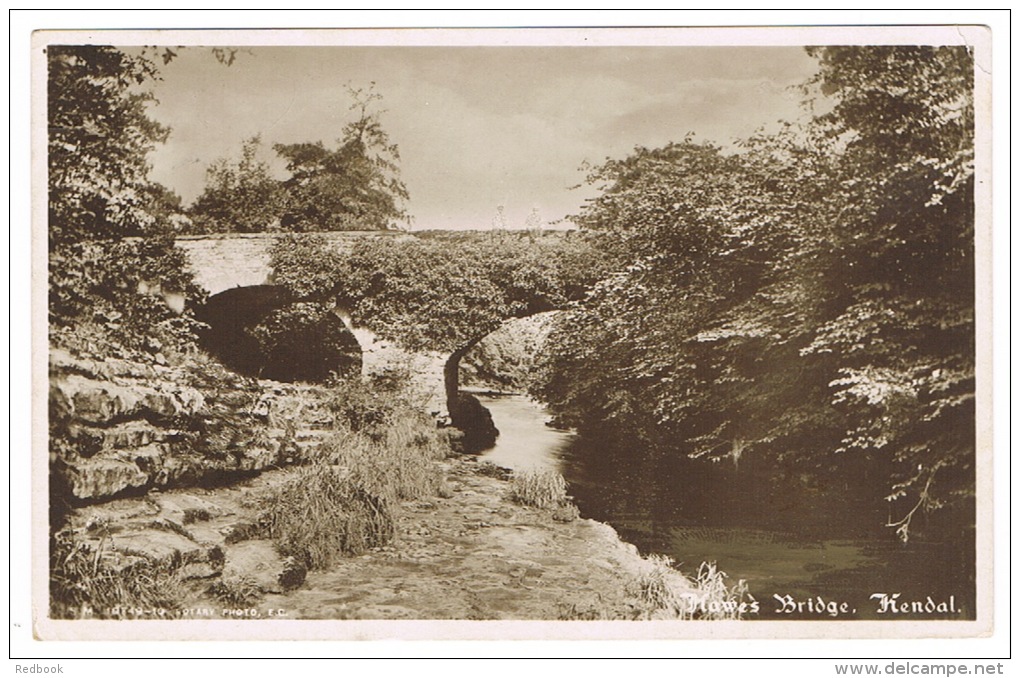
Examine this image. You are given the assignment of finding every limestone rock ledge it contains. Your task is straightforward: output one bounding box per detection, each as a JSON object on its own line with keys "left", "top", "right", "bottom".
{"left": 49, "top": 349, "right": 332, "bottom": 503}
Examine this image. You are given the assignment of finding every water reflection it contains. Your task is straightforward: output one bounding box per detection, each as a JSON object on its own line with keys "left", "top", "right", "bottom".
{"left": 477, "top": 394, "right": 975, "bottom": 620}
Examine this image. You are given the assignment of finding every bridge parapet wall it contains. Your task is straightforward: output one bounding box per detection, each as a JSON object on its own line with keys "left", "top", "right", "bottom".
{"left": 176, "top": 231, "right": 407, "bottom": 296}
{"left": 176, "top": 234, "right": 276, "bottom": 295}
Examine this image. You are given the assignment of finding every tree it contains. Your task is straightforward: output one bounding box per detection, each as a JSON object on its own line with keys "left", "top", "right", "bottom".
{"left": 533, "top": 46, "right": 975, "bottom": 542}
{"left": 48, "top": 45, "right": 170, "bottom": 247}
{"left": 139, "top": 181, "right": 189, "bottom": 235}
{"left": 274, "top": 83, "right": 409, "bottom": 231}
{"left": 534, "top": 138, "right": 806, "bottom": 445}
{"left": 47, "top": 45, "right": 208, "bottom": 358}
{"left": 189, "top": 135, "right": 286, "bottom": 233}
{"left": 798, "top": 46, "right": 975, "bottom": 540}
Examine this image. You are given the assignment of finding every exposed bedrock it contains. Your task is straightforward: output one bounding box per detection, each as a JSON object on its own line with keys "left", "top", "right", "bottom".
{"left": 49, "top": 349, "right": 333, "bottom": 504}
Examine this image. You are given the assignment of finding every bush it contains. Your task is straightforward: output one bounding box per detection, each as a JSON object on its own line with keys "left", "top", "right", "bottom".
{"left": 255, "top": 466, "right": 394, "bottom": 569}
{"left": 323, "top": 373, "right": 429, "bottom": 434}
{"left": 49, "top": 236, "right": 206, "bottom": 361}
{"left": 327, "top": 378, "right": 396, "bottom": 432}
{"left": 510, "top": 468, "right": 569, "bottom": 509}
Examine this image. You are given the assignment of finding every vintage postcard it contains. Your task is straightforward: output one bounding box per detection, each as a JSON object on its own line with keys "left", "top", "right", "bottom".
{"left": 31, "top": 24, "right": 993, "bottom": 642}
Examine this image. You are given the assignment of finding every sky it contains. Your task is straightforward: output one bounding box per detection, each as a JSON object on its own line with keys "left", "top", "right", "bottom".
{"left": 144, "top": 45, "right": 819, "bottom": 231}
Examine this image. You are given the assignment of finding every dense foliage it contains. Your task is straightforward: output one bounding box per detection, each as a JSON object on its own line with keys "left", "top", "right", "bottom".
{"left": 533, "top": 46, "right": 975, "bottom": 541}
{"left": 49, "top": 236, "right": 207, "bottom": 358}
{"left": 270, "top": 231, "right": 614, "bottom": 354}
{"left": 48, "top": 45, "right": 206, "bottom": 359}
{"left": 48, "top": 45, "right": 170, "bottom": 246}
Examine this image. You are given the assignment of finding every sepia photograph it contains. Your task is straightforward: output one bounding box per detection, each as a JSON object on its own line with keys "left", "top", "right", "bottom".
{"left": 28, "top": 21, "right": 993, "bottom": 646}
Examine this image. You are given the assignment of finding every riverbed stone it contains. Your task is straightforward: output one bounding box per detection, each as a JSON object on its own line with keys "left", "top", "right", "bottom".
{"left": 154, "top": 493, "right": 224, "bottom": 524}
{"left": 108, "top": 527, "right": 208, "bottom": 564}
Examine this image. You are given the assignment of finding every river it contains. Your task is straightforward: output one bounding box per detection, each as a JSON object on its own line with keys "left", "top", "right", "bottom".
{"left": 475, "top": 393, "right": 976, "bottom": 621}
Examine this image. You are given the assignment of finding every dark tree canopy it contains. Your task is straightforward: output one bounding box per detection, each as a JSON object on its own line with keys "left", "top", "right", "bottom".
{"left": 533, "top": 45, "right": 975, "bottom": 541}
{"left": 47, "top": 45, "right": 208, "bottom": 358}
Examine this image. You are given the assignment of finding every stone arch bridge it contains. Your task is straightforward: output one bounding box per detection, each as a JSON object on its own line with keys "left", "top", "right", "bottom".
{"left": 174, "top": 232, "right": 549, "bottom": 425}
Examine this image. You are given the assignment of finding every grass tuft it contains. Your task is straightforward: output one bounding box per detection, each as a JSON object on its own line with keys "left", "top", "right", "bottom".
{"left": 684, "top": 561, "right": 752, "bottom": 620}
{"left": 632, "top": 555, "right": 752, "bottom": 620}
{"left": 208, "top": 575, "right": 263, "bottom": 607}
{"left": 551, "top": 502, "right": 581, "bottom": 523}
{"left": 510, "top": 468, "right": 569, "bottom": 509}
{"left": 320, "top": 416, "right": 447, "bottom": 503}
{"left": 49, "top": 531, "right": 184, "bottom": 619}
{"left": 255, "top": 465, "right": 394, "bottom": 570}
{"left": 182, "top": 508, "right": 212, "bottom": 524}
{"left": 557, "top": 597, "right": 614, "bottom": 620}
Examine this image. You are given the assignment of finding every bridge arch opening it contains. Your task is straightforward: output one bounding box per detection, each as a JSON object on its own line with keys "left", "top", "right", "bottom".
{"left": 195, "top": 284, "right": 362, "bottom": 383}
{"left": 458, "top": 312, "right": 559, "bottom": 395}
{"left": 444, "top": 311, "right": 561, "bottom": 453}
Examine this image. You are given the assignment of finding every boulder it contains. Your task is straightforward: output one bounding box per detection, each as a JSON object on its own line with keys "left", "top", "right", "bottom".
{"left": 104, "top": 525, "right": 224, "bottom": 580}
{"left": 450, "top": 393, "right": 500, "bottom": 453}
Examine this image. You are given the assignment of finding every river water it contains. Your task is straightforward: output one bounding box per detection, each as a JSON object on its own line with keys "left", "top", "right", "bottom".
{"left": 475, "top": 393, "right": 975, "bottom": 621}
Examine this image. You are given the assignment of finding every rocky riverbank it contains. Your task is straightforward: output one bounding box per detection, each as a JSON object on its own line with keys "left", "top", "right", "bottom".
{"left": 48, "top": 348, "right": 333, "bottom": 504}
{"left": 49, "top": 348, "right": 735, "bottom": 624}
{"left": 63, "top": 454, "right": 669, "bottom": 621}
